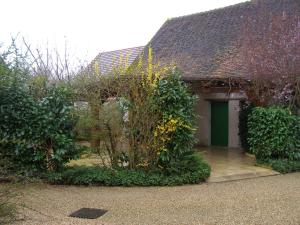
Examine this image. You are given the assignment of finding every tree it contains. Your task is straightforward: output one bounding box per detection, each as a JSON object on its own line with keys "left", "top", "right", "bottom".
{"left": 241, "top": 5, "right": 300, "bottom": 108}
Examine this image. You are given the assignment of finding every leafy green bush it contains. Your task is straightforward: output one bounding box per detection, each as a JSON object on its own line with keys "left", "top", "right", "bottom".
{"left": 248, "top": 107, "right": 300, "bottom": 160}
{"left": 257, "top": 159, "right": 300, "bottom": 173}
{"left": 164, "top": 152, "right": 209, "bottom": 175}
{"left": 152, "top": 70, "right": 197, "bottom": 167}
{"left": 0, "top": 86, "right": 81, "bottom": 173}
{"left": 46, "top": 154, "right": 210, "bottom": 186}
{"left": 0, "top": 56, "right": 81, "bottom": 173}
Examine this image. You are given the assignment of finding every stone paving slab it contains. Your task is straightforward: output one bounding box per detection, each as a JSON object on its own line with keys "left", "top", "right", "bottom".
{"left": 196, "top": 147, "right": 280, "bottom": 182}
{"left": 208, "top": 170, "right": 279, "bottom": 182}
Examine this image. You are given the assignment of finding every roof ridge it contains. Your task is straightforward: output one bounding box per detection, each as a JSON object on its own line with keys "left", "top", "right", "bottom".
{"left": 169, "top": 0, "right": 251, "bottom": 21}
{"left": 98, "top": 46, "right": 145, "bottom": 55}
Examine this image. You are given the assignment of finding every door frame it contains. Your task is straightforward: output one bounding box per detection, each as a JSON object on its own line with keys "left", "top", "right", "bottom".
{"left": 210, "top": 101, "right": 229, "bottom": 147}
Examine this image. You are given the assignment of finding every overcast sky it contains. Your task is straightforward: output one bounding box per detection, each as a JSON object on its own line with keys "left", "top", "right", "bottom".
{"left": 1, "top": 0, "right": 248, "bottom": 62}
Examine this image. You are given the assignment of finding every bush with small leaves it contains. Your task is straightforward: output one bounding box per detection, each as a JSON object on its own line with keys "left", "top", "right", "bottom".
{"left": 152, "top": 70, "right": 198, "bottom": 168}
{"left": 46, "top": 155, "right": 210, "bottom": 186}
{"left": 248, "top": 107, "right": 300, "bottom": 161}
{"left": 0, "top": 55, "right": 81, "bottom": 174}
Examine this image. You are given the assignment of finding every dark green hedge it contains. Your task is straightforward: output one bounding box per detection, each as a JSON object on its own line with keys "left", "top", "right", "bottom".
{"left": 248, "top": 107, "right": 300, "bottom": 161}
{"left": 257, "top": 159, "right": 300, "bottom": 174}
{"left": 46, "top": 166, "right": 210, "bottom": 186}
{"left": 46, "top": 154, "right": 211, "bottom": 186}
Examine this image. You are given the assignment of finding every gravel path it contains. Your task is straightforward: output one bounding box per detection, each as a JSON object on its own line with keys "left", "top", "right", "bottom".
{"left": 13, "top": 173, "right": 300, "bottom": 225}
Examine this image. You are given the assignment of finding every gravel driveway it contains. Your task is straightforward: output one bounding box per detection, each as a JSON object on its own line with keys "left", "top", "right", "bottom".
{"left": 13, "top": 173, "right": 300, "bottom": 225}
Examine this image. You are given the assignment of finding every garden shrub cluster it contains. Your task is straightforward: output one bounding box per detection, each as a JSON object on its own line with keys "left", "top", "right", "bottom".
{"left": 71, "top": 48, "right": 211, "bottom": 183}
{"left": 1, "top": 46, "right": 210, "bottom": 186}
{"left": 46, "top": 154, "right": 210, "bottom": 186}
{"left": 67, "top": 53, "right": 211, "bottom": 184}
{"left": 0, "top": 53, "right": 81, "bottom": 174}
{"left": 248, "top": 107, "right": 300, "bottom": 172}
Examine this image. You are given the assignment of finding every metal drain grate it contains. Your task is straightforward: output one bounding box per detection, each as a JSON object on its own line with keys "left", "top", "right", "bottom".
{"left": 69, "top": 208, "right": 108, "bottom": 219}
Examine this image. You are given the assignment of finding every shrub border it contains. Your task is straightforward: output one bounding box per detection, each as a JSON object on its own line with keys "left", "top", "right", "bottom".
{"left": 46, "top": 164, "right": 211, "bottom": 187}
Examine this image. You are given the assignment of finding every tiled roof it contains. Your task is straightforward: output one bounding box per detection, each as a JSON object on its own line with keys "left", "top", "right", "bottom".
{"left": 86, "top": 46, "right": 144, "bottom": 75}
{"left": 147, "top": 0, "right": 300, "bottom": 80}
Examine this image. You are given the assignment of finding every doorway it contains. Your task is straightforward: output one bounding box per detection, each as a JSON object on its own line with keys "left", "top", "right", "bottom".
{"left": 211, "top": 101, "right": 228, "bottom": 146}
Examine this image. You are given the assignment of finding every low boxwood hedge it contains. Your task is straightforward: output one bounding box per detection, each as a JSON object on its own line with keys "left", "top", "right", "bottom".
{"left": 46, "top": 166, "right": 210, "bottom": 186}
{"left": 257, "top": 159, "right": 300, "bottom": 174}
{"left": 46, "top": 154, "right": 211, "bottom": 186}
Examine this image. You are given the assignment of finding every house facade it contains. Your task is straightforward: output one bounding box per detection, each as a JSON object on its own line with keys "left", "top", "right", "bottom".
{"left": 147, "top": 0, "right": 299, "bottom": 147}
{"left": 90, "top": 0, "right": 299, "bottom": 148}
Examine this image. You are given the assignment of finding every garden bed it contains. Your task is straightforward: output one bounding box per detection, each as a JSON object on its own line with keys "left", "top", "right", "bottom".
{"left": 46, "top": 165, "right": 210, "bottom": 186}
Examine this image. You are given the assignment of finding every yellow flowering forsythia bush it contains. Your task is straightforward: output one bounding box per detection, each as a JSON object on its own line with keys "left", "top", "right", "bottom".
{"left": 154, "top": 116, "right": 194, "bottom": 156}
{"left": 74, "top": 48, "right": 200, "bottom": 170}
{"left": 47, "top": 47, "right": 211, "bottom": 186}
{"left": 121, "top": 48, "right": 174, "bottom": 168}
{"left": 152, "top": 69, "right": 198, "bottom": 167}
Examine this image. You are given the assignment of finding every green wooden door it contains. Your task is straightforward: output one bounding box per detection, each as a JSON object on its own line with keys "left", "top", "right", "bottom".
{"left": 211, "top": 101, "right": 228, "bottom": 146}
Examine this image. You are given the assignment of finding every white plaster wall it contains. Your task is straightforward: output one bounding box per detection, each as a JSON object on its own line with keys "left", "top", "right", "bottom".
{"left": 228, "top": 99, "right": 241, "bottom": 148}
{"left": 195, "top": 94, "right": 210, "bottom": 146}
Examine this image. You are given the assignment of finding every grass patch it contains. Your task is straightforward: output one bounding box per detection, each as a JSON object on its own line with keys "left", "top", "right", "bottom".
{"left": 67, "top": 153, "right": 103, "bottom": 167}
